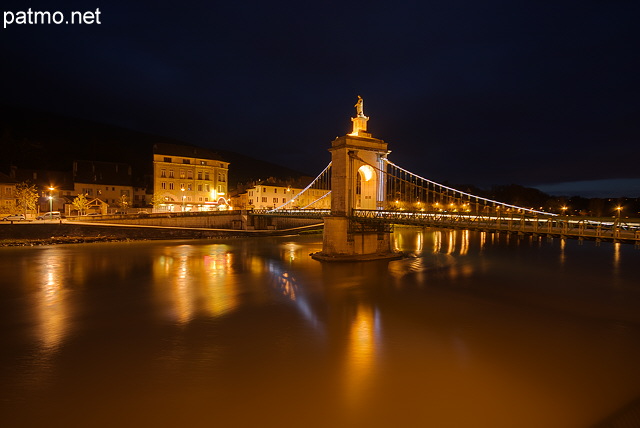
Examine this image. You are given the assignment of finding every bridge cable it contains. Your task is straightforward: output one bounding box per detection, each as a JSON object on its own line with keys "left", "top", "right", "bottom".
{"left": 267, "top": 162, "right": 332, "bottom": 213}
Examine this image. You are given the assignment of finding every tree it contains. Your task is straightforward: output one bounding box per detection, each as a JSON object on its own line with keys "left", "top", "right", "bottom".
{"left": 72, "top": 193, "right": 90, "bottom": 216}
{"left": 14, "top": 182, "right": 38, "bottom": 217}
{"left": 116, "top": 194, "right": 130, "bottom": 211}
{"left": 150, "top": 193, "right": 166, "bottom": 210}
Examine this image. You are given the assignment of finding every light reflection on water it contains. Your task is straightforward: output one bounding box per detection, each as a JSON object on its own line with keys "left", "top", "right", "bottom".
{"left": 35, "top": 248, "right": 69, "bottom": 351}
{"left": 0, "top": 230, "right": 640, "bottom": 428}
{"left": 158, "top": 244, "right": 239, "bottom": 323}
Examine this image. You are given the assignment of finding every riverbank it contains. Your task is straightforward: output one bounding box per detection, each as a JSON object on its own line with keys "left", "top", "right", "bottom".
{"left": 0, "top": 236, "right": 131, "bottom": 247}
{"left": 0, "top": 222, "right": 322, "bottom": 247}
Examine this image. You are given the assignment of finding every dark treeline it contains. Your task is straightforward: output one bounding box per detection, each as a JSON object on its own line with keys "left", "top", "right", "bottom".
{"left": 454, "top": 183, "right": 640, "bottom": 218}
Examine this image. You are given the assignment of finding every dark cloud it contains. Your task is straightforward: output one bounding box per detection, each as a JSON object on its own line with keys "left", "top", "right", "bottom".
{"left": 2, "top": 0, "right": 639, "bottom": 191}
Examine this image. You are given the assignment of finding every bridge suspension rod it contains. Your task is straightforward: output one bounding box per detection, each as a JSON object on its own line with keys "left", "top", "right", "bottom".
{"left": 267, "top": 162, "right": 332, "bottom": 213}
{"left": 383, "top": 159, "right": 556, "bottom": 216}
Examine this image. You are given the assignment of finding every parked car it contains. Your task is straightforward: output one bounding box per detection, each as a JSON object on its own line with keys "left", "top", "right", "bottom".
{"left": 86, "top": 213, "right": 101, "bottom": 216}
{"left": 2, "top": 214, "right": 26, "bottom": 221}
{"left": 36, "top": 211, "right": 62, "bottom": 220}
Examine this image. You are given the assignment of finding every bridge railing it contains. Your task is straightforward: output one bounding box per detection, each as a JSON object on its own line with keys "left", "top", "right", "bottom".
{"left": 253, "top": 209, "right": 330, "bottom": 218}
{"left": 352, "top": 209, "right": 640, "bottom": 242}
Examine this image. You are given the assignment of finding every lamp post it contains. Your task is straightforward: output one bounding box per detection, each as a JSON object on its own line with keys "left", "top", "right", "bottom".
{"left": 616, "top": 206, "right": 622, "bottom": 220}
{"left": 48, "top": 187, "right": 55, "bottom": 221}
{"left": 561, "top": 206, "right": 568, "bottom": 216}
{"left": 181, "top": 187, "right": 185, "bottom": 212}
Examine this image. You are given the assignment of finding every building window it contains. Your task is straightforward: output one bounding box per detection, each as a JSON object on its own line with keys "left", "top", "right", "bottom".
{"left": 169, "top": 170, "right": 174, "bottom": 178}
{"left": 274, "top": 188, "right": 277, "bottom": 193}
{"left": 199, "top": 197, "right": 203, "bottom": 202}
{"left": 169, "top": 183, "right": 174, "bottom": 190}
{"left": 183, "top": 159, "right": 190, "bottom": 164}
{"left": 161, "top": 169, "right": 166, "bottom": 177}
{"left": 198, "top": 184, "right": 203, "bottom": 191}
{"left": 180, "top": 169, "right": 185, "bottom": 179}
{"left": 205, "top": 184, "right": 210, "bottom": 192}
{"left": 197, "top": 171, "right": 202, "bottom": 180}
{"left": 187, "top": 184, "right": 192, "bottom": 191}
{"left": 161, "top": 182, "right": 166, "bottom": 189}
{"left": 262, "top": 197, "right": 267, "bottom": 203}
{"left": 249, "top": 199, "right": 253, "bottom": 205}
{"left": 205, "top": 197, "right": 208, "bottom": 202}
{"left": 283, "top": 198, "right": 286, "bottom": 203}
{"left": 187, "top": 170, "right": 193, "bottom": 179}
{"left": 164, "top": 157, "right": 171, "bottom": 163}
{"left": 180, "top": 183, "right": 185, "bottom": 190}
{"left": 218, "top": 185, "right": 224, "bottom": 193}
{"left": 273, "top": 198, "right": 278, "bottom": 203}
{"left": 204, "top": 172, "right": 210, "bottom": 180}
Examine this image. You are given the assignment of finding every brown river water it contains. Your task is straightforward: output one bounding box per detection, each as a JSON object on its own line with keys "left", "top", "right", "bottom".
{"left": 1, "top": 228, "right": 639, "bottom": 428}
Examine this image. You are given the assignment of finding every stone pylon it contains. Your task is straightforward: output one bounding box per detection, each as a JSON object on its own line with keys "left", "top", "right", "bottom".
{"left": 312, "top": 97, "right": 400, "bottom": 262}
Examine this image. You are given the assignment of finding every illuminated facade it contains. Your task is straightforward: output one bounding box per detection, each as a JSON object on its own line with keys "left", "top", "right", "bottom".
{"left": 72, "top": 160, "right": 135, "bottom": 209}
{"left": 152, "top": 143, "right": 230, "bottom": 212}
{"left": 232, "top": 183, "right": 330, "bottom": 210}
{"left": 0, "top": 171, "right": 16, "bottom": 214}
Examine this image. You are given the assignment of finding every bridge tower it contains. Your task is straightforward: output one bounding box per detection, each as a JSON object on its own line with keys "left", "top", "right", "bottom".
{"left": 312, "top": 96, "right": 400, "bottom": 261}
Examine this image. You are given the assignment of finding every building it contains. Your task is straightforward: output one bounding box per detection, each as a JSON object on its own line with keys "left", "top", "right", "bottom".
{"left": 72, "top": 160, "right": 135, "bottom": 212}
{"left": 231, "top": 178, "right": 329, "bottom": 210}
{"left": 0, "top": 171, "right": 17, "bottom": 214}
{"left": 9, "top": 167, "right": 75, "bottom": 213}
{"left": 229, "top": 190, "right": 249, "bottom": 210}
{"left": 152, "top": 143, "right": 230, "bottom": 212}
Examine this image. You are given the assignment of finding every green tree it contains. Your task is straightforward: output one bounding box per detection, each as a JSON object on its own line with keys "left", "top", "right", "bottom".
{"left": 14, "top": 182, "right": 38, "bottom": 217}
{"left": 116, "top": 194, "right": 130, "bottom": 211}
{"left": 150, "top": 193, "right": 165, "bottom": 209}
{"left": 72, "top": 193, "right": 90, "bottom": 216}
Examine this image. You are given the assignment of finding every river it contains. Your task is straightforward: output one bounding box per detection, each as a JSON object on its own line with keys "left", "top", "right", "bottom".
{"left": 1, "top": 228, "right": 639, "bottom": 428}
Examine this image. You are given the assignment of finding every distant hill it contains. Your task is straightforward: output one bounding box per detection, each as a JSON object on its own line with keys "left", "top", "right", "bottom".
{"left": 0, "top": 105, "right": 311, "bottom": 187}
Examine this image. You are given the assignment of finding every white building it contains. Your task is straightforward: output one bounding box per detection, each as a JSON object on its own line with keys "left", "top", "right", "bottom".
{"left": 236, "top": 183, "right": 329, "bottom": 210}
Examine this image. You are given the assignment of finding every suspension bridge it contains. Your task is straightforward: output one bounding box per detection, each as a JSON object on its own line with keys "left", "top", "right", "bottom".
{"left": 255, "top": 97, "right": 640, "bottom": 260}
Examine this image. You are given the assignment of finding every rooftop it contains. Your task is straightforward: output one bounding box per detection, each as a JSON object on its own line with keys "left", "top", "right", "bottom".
{"left": 153, "top": 143, "right": 227, "bottom": 163}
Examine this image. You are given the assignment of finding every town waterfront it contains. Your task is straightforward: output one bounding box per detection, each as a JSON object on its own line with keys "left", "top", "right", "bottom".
{"left": 1, "top": 228, "right": 639, "bottom": 428}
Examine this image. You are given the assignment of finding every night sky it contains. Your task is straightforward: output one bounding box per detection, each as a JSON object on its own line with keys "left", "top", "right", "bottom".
{"left": 3, "top": 0, "right": 639, "bottom": 196}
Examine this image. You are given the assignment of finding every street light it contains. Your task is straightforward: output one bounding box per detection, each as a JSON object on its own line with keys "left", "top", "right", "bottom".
{"left": 48, "top": 187, "right": 55, "bottom": 221}
{"left": 561, "top": 206, "right": 568, "bottom": 216}
{"left": 181, "top": 187, "right": 185, "bottom": 212}
{"left": 616, "top": 206, "right": 622, "bottom": 219}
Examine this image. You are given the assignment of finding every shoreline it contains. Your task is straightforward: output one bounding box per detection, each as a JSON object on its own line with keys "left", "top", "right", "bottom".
{"left": 0, "top": 235, "right": 135, "bottom": 247}
{"left": 0, "top": 222, "right": 323, "bottom": 247}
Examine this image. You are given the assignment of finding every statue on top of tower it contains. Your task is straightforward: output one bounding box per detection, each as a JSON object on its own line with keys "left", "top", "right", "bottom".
{"left": 355, "top": 95, "right": 365, "bottom": 117}
{"left": 350, "top": 95, "right": 370, "bottom": 136}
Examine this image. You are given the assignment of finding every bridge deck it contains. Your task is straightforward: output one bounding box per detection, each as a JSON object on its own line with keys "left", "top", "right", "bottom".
{"left": 353, "top": 210, "right": 640, "bottom": 244}
{"left": 255, "top": 209, "right": 640, "bottom": 244}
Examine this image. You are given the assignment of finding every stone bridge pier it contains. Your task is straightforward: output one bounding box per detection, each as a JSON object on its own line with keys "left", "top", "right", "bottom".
{"left": 312, "top": 97, "right": 400, "bottom": 261}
